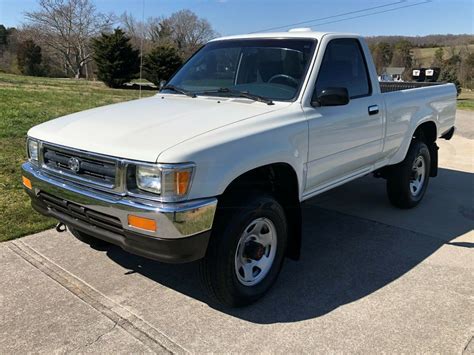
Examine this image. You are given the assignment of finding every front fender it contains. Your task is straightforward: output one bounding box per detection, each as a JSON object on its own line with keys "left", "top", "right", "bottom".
{"left": 157, "top": 107, "right": 308, "bottom": 201}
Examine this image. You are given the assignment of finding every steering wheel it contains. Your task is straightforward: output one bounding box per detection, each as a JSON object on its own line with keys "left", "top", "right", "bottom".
{"left": 268, "top": 74, "right": 299, "bottom": 87}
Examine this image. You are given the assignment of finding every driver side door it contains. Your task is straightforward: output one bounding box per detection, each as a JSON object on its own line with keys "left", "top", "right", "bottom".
{"left": 303, "top": 38, "right": 384, "bottom": 195}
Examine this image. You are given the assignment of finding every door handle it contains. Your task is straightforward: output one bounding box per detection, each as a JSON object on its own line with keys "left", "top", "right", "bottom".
{"left": 368, "top": 105, "right": 379, "bottom": 115}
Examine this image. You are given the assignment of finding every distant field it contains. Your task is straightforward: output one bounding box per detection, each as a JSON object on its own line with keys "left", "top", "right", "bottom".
{"left": 458, "top": 90, "right": 474, "bottom": 111}
{"left": 0, "top": 73, "right": 154, "bottom": 242}
{"left": 412, "top": 44, "right": 474, "bottom": 67}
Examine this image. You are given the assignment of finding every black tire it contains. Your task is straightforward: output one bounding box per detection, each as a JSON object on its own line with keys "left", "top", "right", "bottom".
{"left": 68, "top": 226, "right": 110, "bottom": 248}
{"left": 200, "top": 192, "right": 288, "bottom": 307}
{"left": 386, "top": 140, "right": 431, "bottom": 209}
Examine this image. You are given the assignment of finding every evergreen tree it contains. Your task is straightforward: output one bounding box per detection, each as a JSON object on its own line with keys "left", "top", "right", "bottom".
{"left": 92, "top": 28, "right": 140, "bottom": 88}
{"left": 371, "top": 42, "right": 393, "bottom": 74}
{"left": 143, "top": 45, "right": 183, "bottom": 86}
{"left": 439, "top": 67, "right": 461, "bottom": 95}
{"left": 432, "top": 47, "right": 444, "bottom": 67}
{"left": 17, "top": 40, "right": 43, "bottom": 76}
{"left": 439, "top": 54, "right": 462, "bottom": 95}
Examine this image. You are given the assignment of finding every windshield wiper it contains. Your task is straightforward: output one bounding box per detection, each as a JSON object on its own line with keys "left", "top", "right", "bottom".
{"left": 197, "top": 88, "right": 274, "bottom": 105}
{"left": 161, "top": 85, "right": 196, "bottom": 98}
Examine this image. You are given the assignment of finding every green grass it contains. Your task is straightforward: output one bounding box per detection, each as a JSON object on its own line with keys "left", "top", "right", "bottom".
{"left": 458, "top": 90, "right": 474, "bottom": 111}
{"left": 0, "top": 73, "right": 154, "bottom": 242}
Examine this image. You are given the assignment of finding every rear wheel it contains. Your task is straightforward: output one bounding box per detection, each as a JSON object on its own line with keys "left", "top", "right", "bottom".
{"left": 200, "top": 193, "right": 288, "bottom": 307}
{"left": 386, "top": 140, "right": 431, "bottom": 208}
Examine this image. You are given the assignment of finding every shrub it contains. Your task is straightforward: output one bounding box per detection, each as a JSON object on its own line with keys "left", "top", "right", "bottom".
{"left": 143, "top": 46, "right": 183, "bottom": 86}
{"left": 17, "top": 40, "right": 43, "bottom": 76}
{"left": 92, "top": 28, "right": 140, "bottom": 88}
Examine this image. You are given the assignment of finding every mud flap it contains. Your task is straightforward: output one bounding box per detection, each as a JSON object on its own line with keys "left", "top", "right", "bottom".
{"left": 429, "top": 142, "right": 439, "bottom": 177}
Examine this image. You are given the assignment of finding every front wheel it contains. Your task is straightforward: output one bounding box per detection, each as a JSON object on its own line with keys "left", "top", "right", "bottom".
{"left": 200, "top": 193, "right": 288, "bottom": 307}
{"left": 386, "top": 140, "right": 431, "bottom": 209}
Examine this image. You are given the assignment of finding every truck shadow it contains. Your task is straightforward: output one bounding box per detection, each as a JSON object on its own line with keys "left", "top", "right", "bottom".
{"left": 103, "top": 167, "right": 473, "bottom": 323}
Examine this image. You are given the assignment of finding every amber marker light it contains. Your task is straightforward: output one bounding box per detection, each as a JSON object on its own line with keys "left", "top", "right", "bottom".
{"left": 127, "top": 215, "right": 157, "bottom": 232}
{"left": 176, "top": 170, "right": 191, "bottom": 195}
{"left": 22, "top": 176, "right": 32, "bottom": 190}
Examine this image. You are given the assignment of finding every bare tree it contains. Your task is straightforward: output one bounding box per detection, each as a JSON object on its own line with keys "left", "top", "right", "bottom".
{"left": 119, "top": 10, "right": 217, "bottom": 59}
{"left": 25, "top": 0, "right": 113, "bottom": 78}
{"left": 166, "top": 10, "right": 217, "bottom": 58}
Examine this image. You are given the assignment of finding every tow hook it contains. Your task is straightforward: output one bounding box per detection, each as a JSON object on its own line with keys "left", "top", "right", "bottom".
{"left": 55, "top": 222, "right": 67, "bottom": 233}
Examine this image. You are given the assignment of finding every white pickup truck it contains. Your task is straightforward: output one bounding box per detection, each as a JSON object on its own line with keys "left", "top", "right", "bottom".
{"left": 22, "top": 29, "right": 456, "bottom": 306}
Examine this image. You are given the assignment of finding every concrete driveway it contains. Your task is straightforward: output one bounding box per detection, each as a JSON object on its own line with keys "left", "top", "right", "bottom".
{"left": 1, "top": 111, "right": 473, "bottom": 353}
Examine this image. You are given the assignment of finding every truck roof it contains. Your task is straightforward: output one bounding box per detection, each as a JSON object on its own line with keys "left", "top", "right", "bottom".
{"left": 211, "top": 29, "right": 360, "bottom": 42}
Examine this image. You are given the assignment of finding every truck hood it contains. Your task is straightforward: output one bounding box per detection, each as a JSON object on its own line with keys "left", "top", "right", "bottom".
{"left": 28, "top": 94, "right": 288, "bottom": 162}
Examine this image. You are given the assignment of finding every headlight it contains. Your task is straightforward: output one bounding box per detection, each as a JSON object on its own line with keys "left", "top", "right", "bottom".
{"left": 136, "top": 166, "right": 162, "bottom": 194}
{"left": 135, "top": 164, "right": 194, "bottom": 200}
{"left": 27, "top": 139, "right": 39, "bottom": 163}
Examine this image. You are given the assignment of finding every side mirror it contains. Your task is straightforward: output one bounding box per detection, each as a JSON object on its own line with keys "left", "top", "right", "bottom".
{"left": 159, "top": 80, "right": 167, "bottom": 90}
{"left": 312, "top": 87, "right": 349, "bottom": 107}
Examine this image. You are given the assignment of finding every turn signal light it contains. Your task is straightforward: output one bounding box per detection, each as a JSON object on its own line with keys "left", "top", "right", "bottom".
{"left": 127, "top": 215, "right": 157, "bottom": 232}
{"left": 22, "top": 176, "right": 32, "bottom": 190}
{"left": 176, "top": 171, "right": 191, "bottom": 195}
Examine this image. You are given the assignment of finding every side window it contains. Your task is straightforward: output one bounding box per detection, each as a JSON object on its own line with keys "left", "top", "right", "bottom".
{"left": 314, "top": 39, "right": 371, "bottom": 100}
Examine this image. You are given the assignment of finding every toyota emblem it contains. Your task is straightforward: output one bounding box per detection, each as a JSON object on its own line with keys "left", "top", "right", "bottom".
{"left": 68, "top": 157, "right": 81, "bottom": 173}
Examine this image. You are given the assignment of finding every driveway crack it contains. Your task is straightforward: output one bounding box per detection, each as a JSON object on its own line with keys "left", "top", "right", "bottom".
{"left": 8, "top": 240, "right": 188, "bottom": 354}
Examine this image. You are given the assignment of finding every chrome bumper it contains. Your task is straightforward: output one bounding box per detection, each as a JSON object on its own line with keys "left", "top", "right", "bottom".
{"left": 22, "top": 162, "right": 217, "bottom": 240}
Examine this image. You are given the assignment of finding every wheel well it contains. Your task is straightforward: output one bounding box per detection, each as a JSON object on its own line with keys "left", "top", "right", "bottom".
{"left": 413, "top": 121, "right": 439, "bottom": 177}
{"left": 413, "top": 121, "right": 437, "bottom": 143}
{"left": 220, "top": 163, "right": 302, "bottom": 260}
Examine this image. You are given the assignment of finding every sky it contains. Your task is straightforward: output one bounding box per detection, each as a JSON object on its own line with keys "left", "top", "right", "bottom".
{"left": 0, "top": 0, "right": 472, "bottom": 37}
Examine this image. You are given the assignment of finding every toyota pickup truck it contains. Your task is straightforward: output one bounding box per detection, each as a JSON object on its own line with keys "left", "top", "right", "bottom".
{"left": 22, "top": 29, "right": 456, "bottom": 306}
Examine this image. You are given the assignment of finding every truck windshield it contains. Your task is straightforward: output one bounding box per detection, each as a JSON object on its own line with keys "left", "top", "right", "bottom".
{"left": 164, "top": 39, "right": 317, "bottom": 101}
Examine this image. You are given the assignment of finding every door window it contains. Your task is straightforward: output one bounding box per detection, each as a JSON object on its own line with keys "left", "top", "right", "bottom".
{"left": 314, "top": 39, "right": 371, "bottom": 99}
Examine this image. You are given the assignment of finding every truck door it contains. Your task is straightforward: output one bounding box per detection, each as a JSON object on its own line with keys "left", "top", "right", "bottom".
{"left": 303, "top": 38, "right": 384, "bottom": 194}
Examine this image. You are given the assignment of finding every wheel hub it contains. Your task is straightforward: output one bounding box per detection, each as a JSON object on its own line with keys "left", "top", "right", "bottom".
{"left": 243, "top": 240, "right": 265, "bottom": 260}
{"left": 409, "top": 155, "right": 426, "bottom": 196}
{"left": 234, "top": 217, "right": 278, "bottom": 286}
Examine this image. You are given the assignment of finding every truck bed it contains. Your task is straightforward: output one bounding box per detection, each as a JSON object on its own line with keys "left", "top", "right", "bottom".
{"left": 380, "top": 81, "right": 445, "bottom": 93}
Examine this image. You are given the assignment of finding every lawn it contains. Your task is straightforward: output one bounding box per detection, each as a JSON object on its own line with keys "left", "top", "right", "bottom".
{"left": 457, "top": 90, "right": 474, "bottom": 111}
{"left": 0, "top": 73, "right": 154, "bottom": 242}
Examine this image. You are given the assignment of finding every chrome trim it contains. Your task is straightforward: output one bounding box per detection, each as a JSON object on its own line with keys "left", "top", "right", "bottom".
{"left": 22, "top": 162, "right": 217, "bottom": 239}
{"left": 41, "top": 142, "right": 120, "bottom": 191}
{"left": 29, "top": 139, "right": 196, "bottom": 203}
{"left": 26, "top": 138, "right": 40, "bottom": 166}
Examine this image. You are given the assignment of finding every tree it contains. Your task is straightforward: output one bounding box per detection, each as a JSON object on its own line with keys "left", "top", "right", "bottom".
{"left": 439, "top": 65, "right": 461, "bottom": 95}
{"left": 149, "top": 18, "right": 174, "bottom": 47}
{"left": 17, "top": 39, "right": 43, "bottom": 76}
{"left": 371, "top": 42, "right": 393, "bottom": 74}
{"left": 432, "top": 47, "right": 444, "bottom": 67}
{"left": 0, "top": 25, "right": 10, "bottom": 47}
{"left": 92, "top": 28, "right": 139, "bottom": 88}
{"left": 143, "top": 46, "right": 183, "bottom": 86}
{"left": 391, "top": 40, "right": 413, "bottom": 80}
{"left": 25, "top": 0, "right": 113, "bottom": 78}
{"left": 392, "top": 40, "right": 413, "bottom": 68}
{"left": 166, "top": 10, "right": 217, "bottom": 58}
{"left": 460, "top": 52, "right": 474, "bottom": 89}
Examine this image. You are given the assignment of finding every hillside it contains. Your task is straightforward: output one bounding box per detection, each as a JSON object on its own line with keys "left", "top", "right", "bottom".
{"left": 412, "top": 44, "right": 474, "bottom": 67}
{"left": 365, "top": 34, "right": 474, "bottom": 47}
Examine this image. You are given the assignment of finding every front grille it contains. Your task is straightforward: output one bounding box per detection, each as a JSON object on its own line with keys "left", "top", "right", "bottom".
{"left": 42, "top": 145, "right": 117, "bottom": 188}
{"left": 39, "top": 192, "right": 123, "bottom": 234}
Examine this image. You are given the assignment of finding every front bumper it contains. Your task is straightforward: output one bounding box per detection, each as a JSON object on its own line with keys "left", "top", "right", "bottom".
{"left": 22, "top": 162, "right": 217, "bottom": 263}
